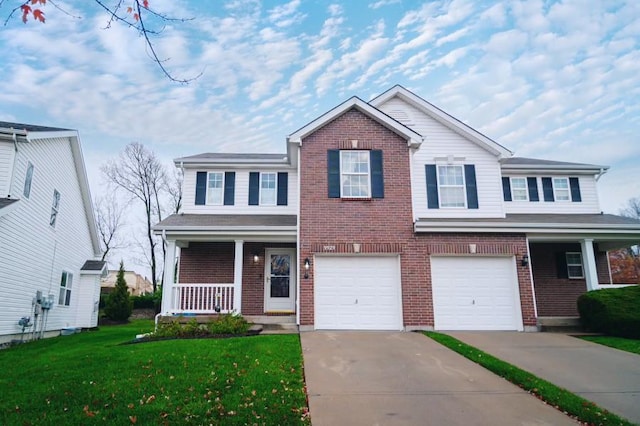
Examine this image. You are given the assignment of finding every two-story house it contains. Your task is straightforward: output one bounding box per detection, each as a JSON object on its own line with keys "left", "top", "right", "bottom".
{"left": 0, "top": 123, "right": 105, "bottom": 344}
{"left": 154, "top": 86, "right": 640, "bottom": 332}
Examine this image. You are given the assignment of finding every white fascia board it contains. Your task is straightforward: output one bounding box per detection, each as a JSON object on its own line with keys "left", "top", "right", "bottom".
{"left": 370, "top": 86, "right": 512, "bottom": 158}
{"left": 176, "top": 158, "right": 291, "bottom": 167}
{"left": 288, "top": 96, "right": 423, "bottom": 148}
{"left": 153, "top": 226, "right": 297, "bottom": 235}
{"left": 178, "top": 161, "right": 294, "bottom": 170}
{"left": 414, "top": 221, "right": 640, "bottom": 235}
{"left": 155, "top": 229, "right": 297, "bottom": 243}
{"left": 501, "top": 164, "right": 608, "bottom": 174}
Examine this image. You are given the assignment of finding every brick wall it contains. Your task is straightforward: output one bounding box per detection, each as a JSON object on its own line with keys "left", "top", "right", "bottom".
{"left": 530, "top": 242, "right": 611, "bottom": 316}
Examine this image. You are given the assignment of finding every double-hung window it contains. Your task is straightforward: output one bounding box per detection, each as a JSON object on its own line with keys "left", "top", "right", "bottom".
{"left": 207, "top": 172, "right": 224, "bottom": 205}
{"left": 566, "top": 252, "right": 584, "bottom": 279}
{"left": 553, "top": 178, "right": 570, "bottom": 201}
{"left": 340, "top": 151, "right": 370, "bottom": 198}
{"left": 510, "top": 177, "right": 528, "bottom": 201}
{"left": 23, "top": 162, "right": 34, "bottom": 199}
{"left": 260, "top": 172, "right": 277, "bottom": 205}
{"left": 437, "top": 165, "right": 465, "bottom": 208}
{"left": 58, "top": 271, "right": 73, "bottom": 306}
{"left": 50, "top": 189, "right": 60, "bottom": 227}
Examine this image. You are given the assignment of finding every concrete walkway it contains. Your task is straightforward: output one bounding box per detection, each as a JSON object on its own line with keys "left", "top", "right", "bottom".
{"left": 301, "top": 331, "right": 577, "bottom": 426}
{"left": 449, "top": 332, "right": 640, "bottom": 424}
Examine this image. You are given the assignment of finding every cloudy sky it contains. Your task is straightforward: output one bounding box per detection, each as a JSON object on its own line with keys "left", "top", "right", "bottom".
{"left": 1, "top": 0, "right": 639, "bottom": 270}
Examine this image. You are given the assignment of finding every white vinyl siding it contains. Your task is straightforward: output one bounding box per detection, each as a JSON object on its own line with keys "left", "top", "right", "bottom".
{"left": 377, "top": 97, "right": 506, "bottom": 219}
{"left": 503, "top": 174, "right": 601, "bottom": 214}
{"left": 0, "top": 141, "right": 15, "bottom": 197}
{"left": 182, "top": 168, "right": 298, "bottom": 214}
{"left": 0, "top": 136, "right": 96, "bottom": 342}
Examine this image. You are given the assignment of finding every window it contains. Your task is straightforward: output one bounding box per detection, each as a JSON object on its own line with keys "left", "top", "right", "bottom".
{"left": 438, "top": 165, "right": 465, "bottom": 207}
{"left": 566, "top": 252, "right": 584, "bottom": 279}
{"left": 207, "top": 172, "right": 224, "bottom": 205}
{"left": 50, "top": 189, "right": 60, "bottom": 227}
{"left": 510, "top": 177, "right": 528, "bottom": 201}
{"left": 340, "top": 151, "right": 370, "bottom": 198}
{"left": 260, "top": 172, "right": 277, "bottom": 205}
{"left": 23, "top": 162, "right": 34, "bottom": 199}
{"left": 58, "top": 271, "right": 73, "bottom": 306}
{"left": 553, "top": 178, "right": 570, "bottom": 201}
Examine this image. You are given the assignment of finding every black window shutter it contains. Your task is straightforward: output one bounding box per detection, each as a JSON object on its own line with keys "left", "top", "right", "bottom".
{"left": 370, "top": 150, "right": 384, "bottom": 198}
{"left": 327, "top": 150, "right": 340, "bottom": 198}
{"left": 527, "top": 177, "right": 539, "bottom": 202}
{"left": 248, "top": 172, "right": 259, "bottom": 205}
{"left": 223, "top": 172, "right": 235, "bottom": 205}
{"left": 542, "top": 177, "right": 554, "bottom": 202}
{"left": 556, "top": 252, "right": 568, "bottom": 279}
{"left": 569, "top": 177, "right": 581, "bottom": 202}
{"left": 195, "top": 172, "right": 207, "bottom": 205}
{"left": 277, "top": 172, "right": 288, "bottom": 205}
{"left": 464, "top": 165, "right": 478, "bottom": 209}
{"left": 425, "top": 165, "right": 439, "bottom": 209}
{"left": 502, "top": 177, "right": 512, "bottom": 202}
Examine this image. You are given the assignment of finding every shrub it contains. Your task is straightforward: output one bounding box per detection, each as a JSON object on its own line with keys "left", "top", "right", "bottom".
{"left": 153, "top": 314, "right": 250, "bottom": 339}
{"left": 577, "top": 285, "right": 640, "bottom": 338}
{"left": 207, "top": 314, "right": 250, "bottom": 335}
{"left": 131, "top": 292, "right": 162, "bottom": 312}
{"left": 104, "top": 261, "right": 133, "bottom": 322}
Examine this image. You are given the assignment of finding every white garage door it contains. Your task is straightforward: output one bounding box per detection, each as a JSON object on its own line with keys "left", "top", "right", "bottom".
{"left": 315, "top": 256, "right": 403, "bottom": 330}
{"left": 431, "top": 256, "right": 523, "bottom": 331}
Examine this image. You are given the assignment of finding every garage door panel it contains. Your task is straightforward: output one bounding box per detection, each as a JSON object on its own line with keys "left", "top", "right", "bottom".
{"left": 315, "top": 256, "right": 402, "bottom": 330}
{"left": 432, "top": 257, "right": 523, "bottom": 331}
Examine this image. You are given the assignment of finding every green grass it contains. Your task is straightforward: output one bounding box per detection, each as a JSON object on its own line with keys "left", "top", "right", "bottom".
{"left": 582, "top": 336, "right": 640, "bottom": 355}
{"left": 0, "top": 320, "right": 309, "bottom": 425}
{"left": 424, "top": 332, "right": 634, "bottom": 426}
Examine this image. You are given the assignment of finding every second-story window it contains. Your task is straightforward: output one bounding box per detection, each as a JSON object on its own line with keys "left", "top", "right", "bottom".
{"left": 23, "top": 162, "right": 34, "bottom": 199}
{"left": 207, "top": 172, "right": 224, "bottom": 205}
{"left": 260, "top": 173, "right": 277, "bottom": 205}
{"left": 437, "top": 165, "right": 466, "bottom": 208}
{"left": 50, "top": 189, "right": 60, "bottom": 228}
{"left": 553, "top": 178, "right": 570, "bottom": 201}
{"left": 510, "top": 177, "right": 528, "bottom": 201}
{"left": 340, "top": 151, "right": 370, "bottom": 198}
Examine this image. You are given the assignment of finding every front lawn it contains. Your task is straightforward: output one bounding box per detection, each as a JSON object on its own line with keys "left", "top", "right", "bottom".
{"left": 0, "top": 321, "right": 309, "bottom": 425}
{"left": 581, "top": 335, "right": 640, "bottom": 355}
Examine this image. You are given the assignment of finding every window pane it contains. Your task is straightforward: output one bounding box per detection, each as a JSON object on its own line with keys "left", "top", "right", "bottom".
{"left": 566, "top": 253, "right": 582, "bottom": 264}
{"left": 511, "top": 178, "right": 527, "bottom": 201}
{"left": 340, "top": 151, "right": 370, "bottom": 197}
{"left": 207, "top": 173, "right": 223, "bottom": 205}
{"left": 260, "top": 173, "right": 277, "bottom": 205}
{"left": 59, "top": 288, "right": 66, "bottom": 305}
{"left": 23, "top": 162, "right": 34, "bottom": 198}
{"left": 568, "top": 265, "right": 584, "bottom": 278}
{"left": 440, "top": 187, "right": 465, "bottom": 207}
{"left": 554, "top": 178, "right": 570, "bottom": 201}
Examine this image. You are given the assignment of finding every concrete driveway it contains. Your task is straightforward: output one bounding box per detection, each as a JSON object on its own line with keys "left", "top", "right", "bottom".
{"left": 448, "top": 332, "right": 640, "bottom": 424}
{"left": 301, "top": 331, "right": 577, "bottom": 426}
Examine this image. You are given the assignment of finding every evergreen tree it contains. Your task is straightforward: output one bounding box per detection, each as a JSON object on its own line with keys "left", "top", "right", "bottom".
{"left": 104, "top": 261, "right": 133, "bottom": 321}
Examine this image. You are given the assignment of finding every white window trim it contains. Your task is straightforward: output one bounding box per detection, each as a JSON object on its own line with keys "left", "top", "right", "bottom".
{"left": 553, "top": 177, "right": 570, "bottom": 202}
{"left": 566, "top": 252, "right": 584, "bottom": 279}
{"left": 437, "top": 164, "right": 467, "bottom": 208}
{"left": 206, "top": 171, "right": 225, "bottom": 206}
{"left": 340, "top": 150, "right": 371, "bottom": 198}
{"left": 259, "top": 172, "right": 277, "bottom": 206}
{"left": 58, "top": 270, "right": 73, "bottom": 306}
{"left": 50, "top": 189, "right": 60, "bottom": 228}
{"left": 23, "top": 161, "right": 34, "bottom": 199}
{"left": 510, "top": 177, "right": 528, "bottom": 201}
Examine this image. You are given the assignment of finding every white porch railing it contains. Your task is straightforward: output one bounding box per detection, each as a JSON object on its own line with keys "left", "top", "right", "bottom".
{"left": 170, "top": 283, "right": 235, "bottom": 314}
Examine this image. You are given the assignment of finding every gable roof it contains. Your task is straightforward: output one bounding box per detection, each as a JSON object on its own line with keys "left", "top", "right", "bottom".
{"left": 0, "top": 123, "right": 101, "bottom": 256}
{"left": 288, "top": 96, "right": 423, "bottom": 148}
{"left": 501, "top": 157, "right": 608, "bottom": 174}
{"left": 370, "top": 85, "right": 512, "bottom": 158}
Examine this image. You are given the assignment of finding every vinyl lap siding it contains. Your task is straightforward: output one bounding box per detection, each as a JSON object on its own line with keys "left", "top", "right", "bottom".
{"left": 378, "top": 98, "right": 506, "bottom": 219}
{"left": 0, "top": 137, "right": 95, "bottom": 340}
{"left": 181, "top": 168, "right": 298, "bottom": 214}
{"left": 503, "top": 174, "right": 601, "bottom": 214}
{"left": 0, "top": 141, "right": 15, "bottom": 197}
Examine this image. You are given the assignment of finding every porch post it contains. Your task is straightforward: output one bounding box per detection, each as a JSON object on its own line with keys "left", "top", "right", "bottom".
{"left": 161, "top": 240, "right": 177, "bottom": 314}
{"left": 233, "top": 240, "right": 244, "bottom": 313}
{"left": 581, "top": 239, "right": 599, "bottom": 291}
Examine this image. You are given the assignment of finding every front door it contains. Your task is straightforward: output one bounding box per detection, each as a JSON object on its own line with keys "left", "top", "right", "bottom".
{"left": 264, "top": 248, "right": 296, "bottom": 313}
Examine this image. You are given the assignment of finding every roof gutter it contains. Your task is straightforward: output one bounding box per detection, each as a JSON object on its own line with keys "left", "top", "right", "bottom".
{"left": 595, "top": 167, "right": 608, "bottom": 182}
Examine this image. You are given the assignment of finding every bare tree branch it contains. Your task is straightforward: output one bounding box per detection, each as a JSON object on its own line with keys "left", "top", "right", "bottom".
{"left": 95, "top": 193, "right": 126, "bottom": 262}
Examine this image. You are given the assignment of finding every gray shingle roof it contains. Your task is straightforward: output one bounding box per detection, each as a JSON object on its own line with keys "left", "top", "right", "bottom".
{"left": 0, "top": 121, "right": 71, "bottom": 132}
{"left": 81, "top": 260, "right": 107, "bottom": 271}
{"left": 176, "top": 153, "right": 288, "bottom": 162}
{"left": 501, "top": 157, "right": 607, "bottom": 169}
{"left": 155, "top": 214, "right": 297, "bottom": 229}
{"left": 0, "top": 198, "right": 19, "bottom": 210}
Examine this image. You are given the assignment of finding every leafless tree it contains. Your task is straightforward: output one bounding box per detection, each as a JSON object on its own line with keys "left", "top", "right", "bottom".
{"left": 620, "top": 197, "right": 640, "bottom": 220}
{"left": 1, "top": 0, "right": 200, "bottom": 83}
{"left": 94, "top": 193, "right": 126, "bottom": 262}
{"left": 166, "top": 167, "right": 183, "bottom": 215}
{"left": 616, "top": 196, "right": 640, "bottom": 279}
{"left": 102, "top": 142, "right": 166, "bottom": 292}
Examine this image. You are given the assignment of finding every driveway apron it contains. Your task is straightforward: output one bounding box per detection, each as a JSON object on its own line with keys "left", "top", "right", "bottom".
{"left": 448, "top": 332, "right": 640, "bottom": 424}
{"left": 301, "top": 331, "right": 577, "bottom": 426}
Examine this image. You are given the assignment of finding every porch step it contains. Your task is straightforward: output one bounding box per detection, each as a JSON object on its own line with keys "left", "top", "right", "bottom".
{"left": 259, "top": 323, "right": 299, "bottom": 335}
{"left": 538, "top": 316, "right": 584, "bottom": 333}
{"left": 244, "top": 315, "right": 296, "bottom": 324}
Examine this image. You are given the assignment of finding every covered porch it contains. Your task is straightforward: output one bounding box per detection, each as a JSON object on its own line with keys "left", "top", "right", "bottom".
{"left": 154, "top": 214, "right": 298, "bottom": 318}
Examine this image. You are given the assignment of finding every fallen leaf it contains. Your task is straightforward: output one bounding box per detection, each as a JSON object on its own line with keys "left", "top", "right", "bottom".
{"left": 129, "top": 415, "right": 137, "bottom": 424}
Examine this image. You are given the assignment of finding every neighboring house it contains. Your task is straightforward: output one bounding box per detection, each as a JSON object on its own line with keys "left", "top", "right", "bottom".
{"left": 101, "top": 270, "right": 153, "bottom": 296}
{"left": 153, "top": 86, "right": 640, "bottom": 331}
{"left": 0, "top": 122, "right": 105, "bottom": 343}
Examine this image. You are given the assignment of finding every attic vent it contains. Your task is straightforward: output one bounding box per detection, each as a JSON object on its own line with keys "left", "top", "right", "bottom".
{"left": 389, "top": 109, "right": 412, "bottom": 124}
